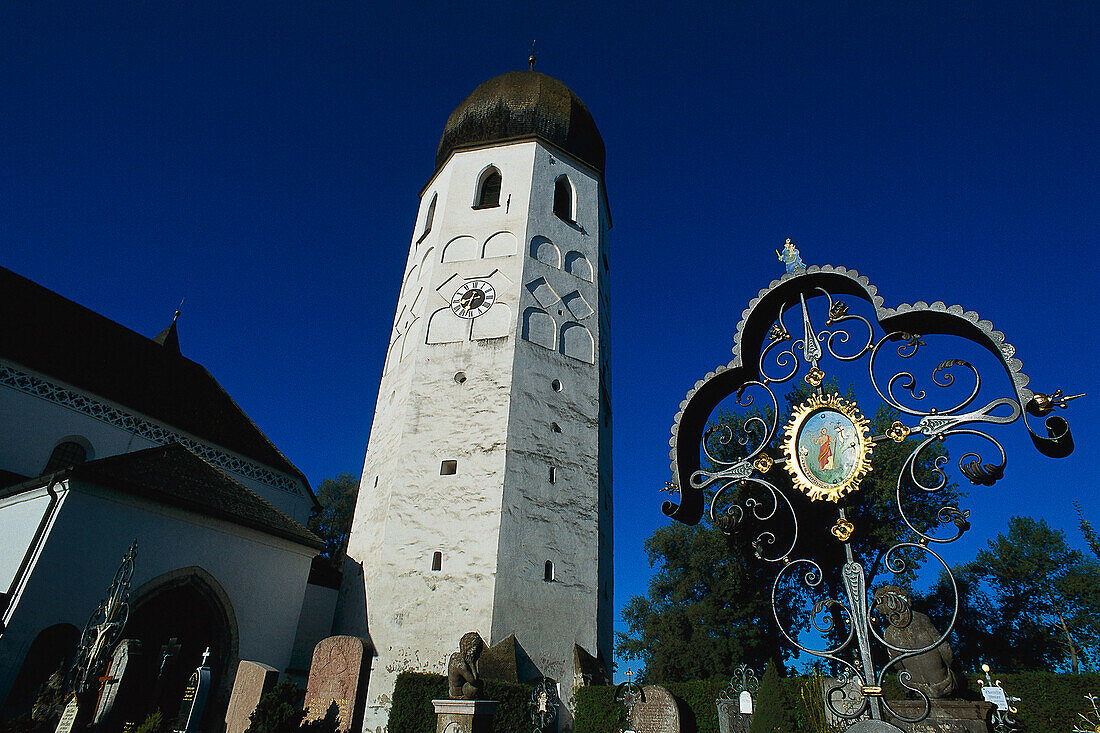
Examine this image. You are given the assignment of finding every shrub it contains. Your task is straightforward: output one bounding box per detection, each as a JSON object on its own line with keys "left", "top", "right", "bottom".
{"left": 750, "top": 661, "right": 796, "bottom": 733}
{"left": 387, "top": 672, "right": 530, "bottom": 733}
{"left": 246, "top": 678, "right": 305, "bottom": 733}
{"left": 133, "top": 710, "right": 165, "bottom": 733}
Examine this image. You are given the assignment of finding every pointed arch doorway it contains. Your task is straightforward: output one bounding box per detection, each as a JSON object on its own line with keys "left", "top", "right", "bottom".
{"left": 124, "top": 567, "right": 239, "bottom": 723}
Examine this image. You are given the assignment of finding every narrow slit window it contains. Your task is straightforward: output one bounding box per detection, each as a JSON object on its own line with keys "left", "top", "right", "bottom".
{"left": 432, "top": 551, "right": 442, "bottom": 571}
{"left": 475, "top": 167, "right": 502, "bottom": 209}
{"left": 553, "top": 176, "right": 574, "bottom": 221}
{"left": 441, "top": 460, "right": 457, "bottom": 475}
{"left": 551, "top": 422, "right": 561, "bottom": 433}
{"left": 549, "top": 466, "right": 557, "bottom": 483}
{"left": 418, "top": 194, "right": 437, "bottom": 242}
{"left": 544, "top": 560, "right": 555, "bottom": 582}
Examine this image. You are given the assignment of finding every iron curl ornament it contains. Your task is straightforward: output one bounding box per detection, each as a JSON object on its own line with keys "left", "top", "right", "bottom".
{"left": 664, "top": 265, "right": 1080, "bottom": 731}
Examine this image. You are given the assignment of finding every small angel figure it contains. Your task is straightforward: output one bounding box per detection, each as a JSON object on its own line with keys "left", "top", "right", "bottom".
{"left": 776, "top": 238, "right": 806, "bottom": 273}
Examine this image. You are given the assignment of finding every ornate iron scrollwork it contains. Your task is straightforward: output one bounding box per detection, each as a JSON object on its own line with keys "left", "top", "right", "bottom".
{"left": 664, "top": 266, "right": 1078, "bottom": 728}
{"left": 70, "top": 540, "right": 138, "bottom": 696}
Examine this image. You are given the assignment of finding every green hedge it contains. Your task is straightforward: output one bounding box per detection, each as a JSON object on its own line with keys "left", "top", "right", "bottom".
{"left": 574, "top": 673, "right": 1100, "bottom": 733}
{"left": 387, "top": 672, "right": 531, "bottom": 733}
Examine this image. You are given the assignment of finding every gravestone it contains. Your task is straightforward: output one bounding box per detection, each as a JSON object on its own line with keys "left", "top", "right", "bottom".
{"left": 629, "top": 685, "right": 680, "bottom": 733}
{"left": 303, "top": 636, "right": 369, "bottom": 733}
{"left": 823, "top": 677, "right": 864, "bottom": 730}
{"left": 53, "top": 695, "right": 79, "bottom": 733}
{"left": 92, "top": 639, "right": 143, "bottom": 728}
{"left": 173, "top": 649, "right": 213, "bottom": 733}
{"left": 224, "top": 661, "right": 278, "bottom": 733}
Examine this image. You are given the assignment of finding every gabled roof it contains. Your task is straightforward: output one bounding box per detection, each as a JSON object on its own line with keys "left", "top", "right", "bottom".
{"left": 0, "top": 267, "right": 311, "bottom": 497}
{"left": 5, "top": 444, "right": 323, "bottom": 549}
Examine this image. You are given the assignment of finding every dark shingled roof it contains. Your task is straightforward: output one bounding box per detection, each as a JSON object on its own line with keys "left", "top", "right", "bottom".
{"left": 436, "top": 71, "right": 605, "bottom": 173}
{"left": 54, "top": 444, "right": 323, "bottom": 549}
{"left": 0, "top": 266, "right": 310, "bottom": 495}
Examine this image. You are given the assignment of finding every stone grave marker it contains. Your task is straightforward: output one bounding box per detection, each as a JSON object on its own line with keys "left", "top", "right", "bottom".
{"left": 92, "top": 639, "right": 143, "bottom": 728}
{"left": 303, "top": 636, "right": 369, "bottom": 733}
{"left": 224, "top": 661, "right": 279, "bottom": 733}
{"left": 628, "top": 684, "right": 679, "bottom": 733}
{"left": 174, "top": 648, "right": 213, "bottom": 733}
{"left": 823, "top": 677, "right": 864, "bottom": 730}
{"left": 54, "top": 695, "right": 79, "bottom": 733}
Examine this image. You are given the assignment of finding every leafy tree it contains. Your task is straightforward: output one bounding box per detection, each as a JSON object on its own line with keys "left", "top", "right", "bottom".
{"left": 1076, "top": 501, "right": 1100, "bottom": 561}
{"left": 617, "top": 521, "right": 784, "bottom": 681}
{"left": 307, "top": 473, "right": 360, "bottom": 571}
{"left": 974, "top": 516, "right": 1100, "bottom": 673}
{"left": 919, "top": 564, "right": 1006, "bottom": 672}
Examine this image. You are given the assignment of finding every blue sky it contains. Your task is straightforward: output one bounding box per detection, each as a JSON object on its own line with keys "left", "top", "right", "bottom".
{"left": 3, "top": 1, "right": 1097, "bottom": 677}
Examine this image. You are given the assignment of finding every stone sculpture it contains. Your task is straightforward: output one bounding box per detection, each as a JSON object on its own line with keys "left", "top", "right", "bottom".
{"left": 873, "top": 585, "right": 960, "bottom": 699}
{"left": 447, "top": 632, "right": 485, "bottom": 700}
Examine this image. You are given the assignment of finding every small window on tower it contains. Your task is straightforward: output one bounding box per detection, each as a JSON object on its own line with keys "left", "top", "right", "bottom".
{"left": 550, "top": 422, "right": 561, "bottom": 433}
{"left": 549, "top": 466, "right": 557, "bottom": 483}
{"left": 544, "top": 560, "right": 555, "bottom": 582}
{"left": 441, "top": 460, "right": 457, "bottom": 475}
{"left": 432, "top": 551, "right": 442, "bottom": 571}
{"left": 42, "top": 440, "right": 88, "bottom": 474}
{"left": 553, "top": 175, "right": 574, "bottom": 222}
{"left": 474, "top": 167, "right": 502, "bottom": 209}
{"left": 418, "top": 194, "right": 437, "bottom": 243}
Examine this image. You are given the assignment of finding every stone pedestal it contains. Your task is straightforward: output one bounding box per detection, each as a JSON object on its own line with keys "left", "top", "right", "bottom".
{"left": 431, "top": 699, "right": 497, "bottom": 733}
{"left": 886, "top": 700, "right": 994, "bottom": 733}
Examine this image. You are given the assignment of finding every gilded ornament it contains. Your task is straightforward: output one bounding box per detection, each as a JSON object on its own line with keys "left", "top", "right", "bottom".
{"left": 887, "top": 420, "right": 911, "bottom": 443}
{"left": 781, "top": 393, "right": 873, "bottom": 502}
{"left": 831, "top": 518, "right": 855, "bottom": 542}
{"left": 828, "top": 300, "right": 849, "bottom": 323}
{"left": 753, "top": 454, "right": 774, "bottom": 473}
{"left": 804, "top": 366, "right": 825, "bottom": 387}
{"left": 768, "top": 323, "right": 790, "bottom": 342}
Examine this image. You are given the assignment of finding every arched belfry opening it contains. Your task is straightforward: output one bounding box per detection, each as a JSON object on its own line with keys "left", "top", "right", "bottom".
{"left": 125, "top": 567, "right": 238, "bottom": 719}
{"left": 474, "top": 166, "right": 502, "bottom": 209}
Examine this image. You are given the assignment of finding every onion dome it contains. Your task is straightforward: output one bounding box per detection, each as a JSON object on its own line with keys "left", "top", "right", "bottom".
{"left": 436, "top": 71, "right": 605, "bottom": 173}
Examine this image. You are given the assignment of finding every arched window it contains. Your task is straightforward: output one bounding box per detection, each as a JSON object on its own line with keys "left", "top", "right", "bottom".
{"left": 544, "top": 560, "right": 555, "bottom": 582}
{"left": 553, "top": 176, "right": 574, "bottom": 221}
{"left": 474, "top": 167, "right": 502, "bottom": 209}
{"left": 418, "top": 194, "right": 437, "bottom": 243}
{"left": 42, "top": 441, "right": 87, "bottom": 474}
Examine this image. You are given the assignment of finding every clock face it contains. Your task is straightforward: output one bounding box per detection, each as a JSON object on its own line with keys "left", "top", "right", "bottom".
{"left": 450, "top": 280, "right": 496, "bottom": 319}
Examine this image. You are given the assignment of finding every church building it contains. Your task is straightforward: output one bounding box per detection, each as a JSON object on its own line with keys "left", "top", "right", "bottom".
{"left": 0, "top": 267, "right": 336, "bottom": 723}
{"left": 0, "top": 64, "right": 614, "bottom": 733}
{"left": 334, "top": 68, "right": 614, "bottom": 729}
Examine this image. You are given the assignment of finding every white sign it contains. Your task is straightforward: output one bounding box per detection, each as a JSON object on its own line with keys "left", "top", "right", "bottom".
{"left": 981, "top": 685, "right": 1009, "bottom": 711}
{"left": 739, "top": 690, "right": 753, "bottom": 714}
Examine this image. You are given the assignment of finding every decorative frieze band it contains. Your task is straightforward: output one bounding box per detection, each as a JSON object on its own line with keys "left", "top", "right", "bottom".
{"left": 0, "top": 362, "right": 302, "bottom": 495}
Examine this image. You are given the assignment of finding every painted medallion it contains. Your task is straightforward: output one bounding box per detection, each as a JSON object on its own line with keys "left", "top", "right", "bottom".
{"left": 781, "top": 393, "right": 872, "bottom": 501}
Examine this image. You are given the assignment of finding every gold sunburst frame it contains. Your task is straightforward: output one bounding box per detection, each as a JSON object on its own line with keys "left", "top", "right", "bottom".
{"left": 781, "top": 392, "right": 873, "bottom": 502}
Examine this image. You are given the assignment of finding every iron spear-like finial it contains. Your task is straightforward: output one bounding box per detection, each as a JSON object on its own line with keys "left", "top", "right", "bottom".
{"left": 529, "top": 39, "right": 537, "bottom": 70}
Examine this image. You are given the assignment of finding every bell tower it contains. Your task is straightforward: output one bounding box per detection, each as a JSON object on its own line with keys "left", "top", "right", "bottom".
{"left": 336, "top": 70, "right": 612, "bottom": 729}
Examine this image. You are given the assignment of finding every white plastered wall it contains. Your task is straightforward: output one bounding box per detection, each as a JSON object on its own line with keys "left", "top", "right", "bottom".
{"left": 338, "top": 140, "right": 610, "bottom": 731}
{"left": 0, "top": 480, "right": 316, "bottom": 705}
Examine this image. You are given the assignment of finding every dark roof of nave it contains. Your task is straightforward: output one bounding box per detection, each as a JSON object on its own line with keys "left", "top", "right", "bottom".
{"left": 52, "top": 444, "right": 322, "bottom": 549}
{"left": 436, "top": 71, "right": 606, "bottom": 173}
{"left": 0, "top": 266, "right": 310, "bottom": 494}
